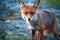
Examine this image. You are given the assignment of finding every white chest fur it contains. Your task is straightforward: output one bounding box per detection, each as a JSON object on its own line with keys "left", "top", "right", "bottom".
{"left": 26, "top": 20, "right": 33, "bottom": 30}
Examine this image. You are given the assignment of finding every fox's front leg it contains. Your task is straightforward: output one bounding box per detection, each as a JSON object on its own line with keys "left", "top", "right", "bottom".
{"left": 30, "top": 30, "right": 35, "bottom": 40}
{"left": 37, "top": 30, "right": 43, "bottom": 40}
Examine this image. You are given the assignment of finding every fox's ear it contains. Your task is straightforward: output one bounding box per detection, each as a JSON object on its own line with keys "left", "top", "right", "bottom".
{"left": 32, "top": 4, "right": 37, "bottom": 8}
{"left": 34, "top": 0, "right": 40, "bottom": 8}
{"left": 18, "top": 0, "right": 25, "bottom": 8}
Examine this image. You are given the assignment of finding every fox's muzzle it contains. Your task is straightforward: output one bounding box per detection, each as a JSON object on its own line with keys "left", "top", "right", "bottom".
{"left": 28, "top": 15, "right": 37, "bottom": 21}
{"left": 28, "top": 18, "right": 30, "bottom": 21}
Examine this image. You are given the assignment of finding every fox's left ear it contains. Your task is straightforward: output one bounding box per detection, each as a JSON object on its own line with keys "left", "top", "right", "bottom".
{"left": 34, "top": 0, "right": 40, "bottom": 8}
{"left": 32, "top": 4, "right": 37, "bottom": 8}
{"left": 18, "top": 0, "right": 25, "bottom": 8}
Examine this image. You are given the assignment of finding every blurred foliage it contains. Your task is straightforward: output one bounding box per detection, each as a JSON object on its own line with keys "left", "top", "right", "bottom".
{"left": 58, "top": 19, "right": 60, "bottom": 23}
{"left": 58, "top": 18, "right": 60, "bottom": 23}
{"left": 5, "top": 34, "right": 29, "bottom": 40}
{"left": 41, "top": 0, "right": 60, "bottom": 7}
{"left": 0, "top": 31, "right": 7, "bottom": 40}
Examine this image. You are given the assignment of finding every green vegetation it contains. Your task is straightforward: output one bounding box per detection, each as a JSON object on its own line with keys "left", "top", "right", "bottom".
{"left": 0, "top": 31, "right": 7, "bottom": 40}
{"left": 57, "top": 16, "right": 60, "bottom": 23}
{"left": 5, "top": 34, "right": 29, "bottom": 40}
{"left": 58, "top": 19, "right": 60, "bottom": 23}
{"left": 58, "top": 18, "right": 60, "bottom": 23}
{"left": 41, "top": 0, "right": 60, "bottom": 7}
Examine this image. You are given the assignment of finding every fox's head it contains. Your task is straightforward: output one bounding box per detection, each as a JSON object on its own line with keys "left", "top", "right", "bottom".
{"left": 18, "top": 0, "right": 40, "bottom": 21}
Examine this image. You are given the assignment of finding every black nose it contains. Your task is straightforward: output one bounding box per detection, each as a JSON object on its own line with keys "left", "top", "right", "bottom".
{"left": 28, "top": 18, "right": 30, "bottom": 21}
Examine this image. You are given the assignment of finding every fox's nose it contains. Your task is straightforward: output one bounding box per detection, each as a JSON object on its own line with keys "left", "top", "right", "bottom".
{"left": 28, "top": 18, "right": 30, "bottom": 21}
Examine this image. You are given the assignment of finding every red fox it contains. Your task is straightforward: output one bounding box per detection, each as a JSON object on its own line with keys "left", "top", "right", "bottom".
{"left": 18, "top": 0, "right": 59, "bottom": 40}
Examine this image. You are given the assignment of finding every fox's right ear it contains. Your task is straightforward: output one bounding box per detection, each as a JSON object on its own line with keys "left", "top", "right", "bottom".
{"left": 18, "top": 0, "right": 25, "bottom": 8}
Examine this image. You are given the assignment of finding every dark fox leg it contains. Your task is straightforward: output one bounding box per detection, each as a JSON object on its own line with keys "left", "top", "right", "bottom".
{"left": 37, "top": 30, "right": 43, "bottom": 40}
{"left": 30, "top": 30, "right": 35, "bottom": 40}
{"left": 53, "top": 32, "right": 59, "bottom": 40}
{"left": 52, "top": 19, "right": 60, "bottom": 40}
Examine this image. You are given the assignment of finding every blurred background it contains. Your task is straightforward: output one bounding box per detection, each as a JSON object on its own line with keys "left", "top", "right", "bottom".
{"left": 0, "top": 0, "right": 60, "bottom": 40}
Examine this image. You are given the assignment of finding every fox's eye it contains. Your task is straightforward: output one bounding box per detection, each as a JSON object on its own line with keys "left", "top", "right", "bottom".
{"left": 30, "top": 12, "right": 34, "bottom": 15}
{"left": 25, "top": 12, "right": 28, "bottom": 15}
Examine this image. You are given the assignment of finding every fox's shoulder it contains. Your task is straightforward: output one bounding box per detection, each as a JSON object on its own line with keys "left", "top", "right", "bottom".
{"left": 37, "top": 9, "right": 54, "bottom": 16}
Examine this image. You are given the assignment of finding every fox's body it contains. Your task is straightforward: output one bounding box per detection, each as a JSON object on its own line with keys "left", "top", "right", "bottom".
{"left": 18, "top": 1, "right": 59, "bottom": 40}
{"left": 26, "top": 9, "right": 57, "bottom": 37}
{"left": 26, "top": 9, "right": 54, "bottom": 30}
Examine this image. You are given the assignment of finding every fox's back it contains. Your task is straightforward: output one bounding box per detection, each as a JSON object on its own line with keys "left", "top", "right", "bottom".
{"left": 37, "top": 9, "right": 55, "bottom": 29}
